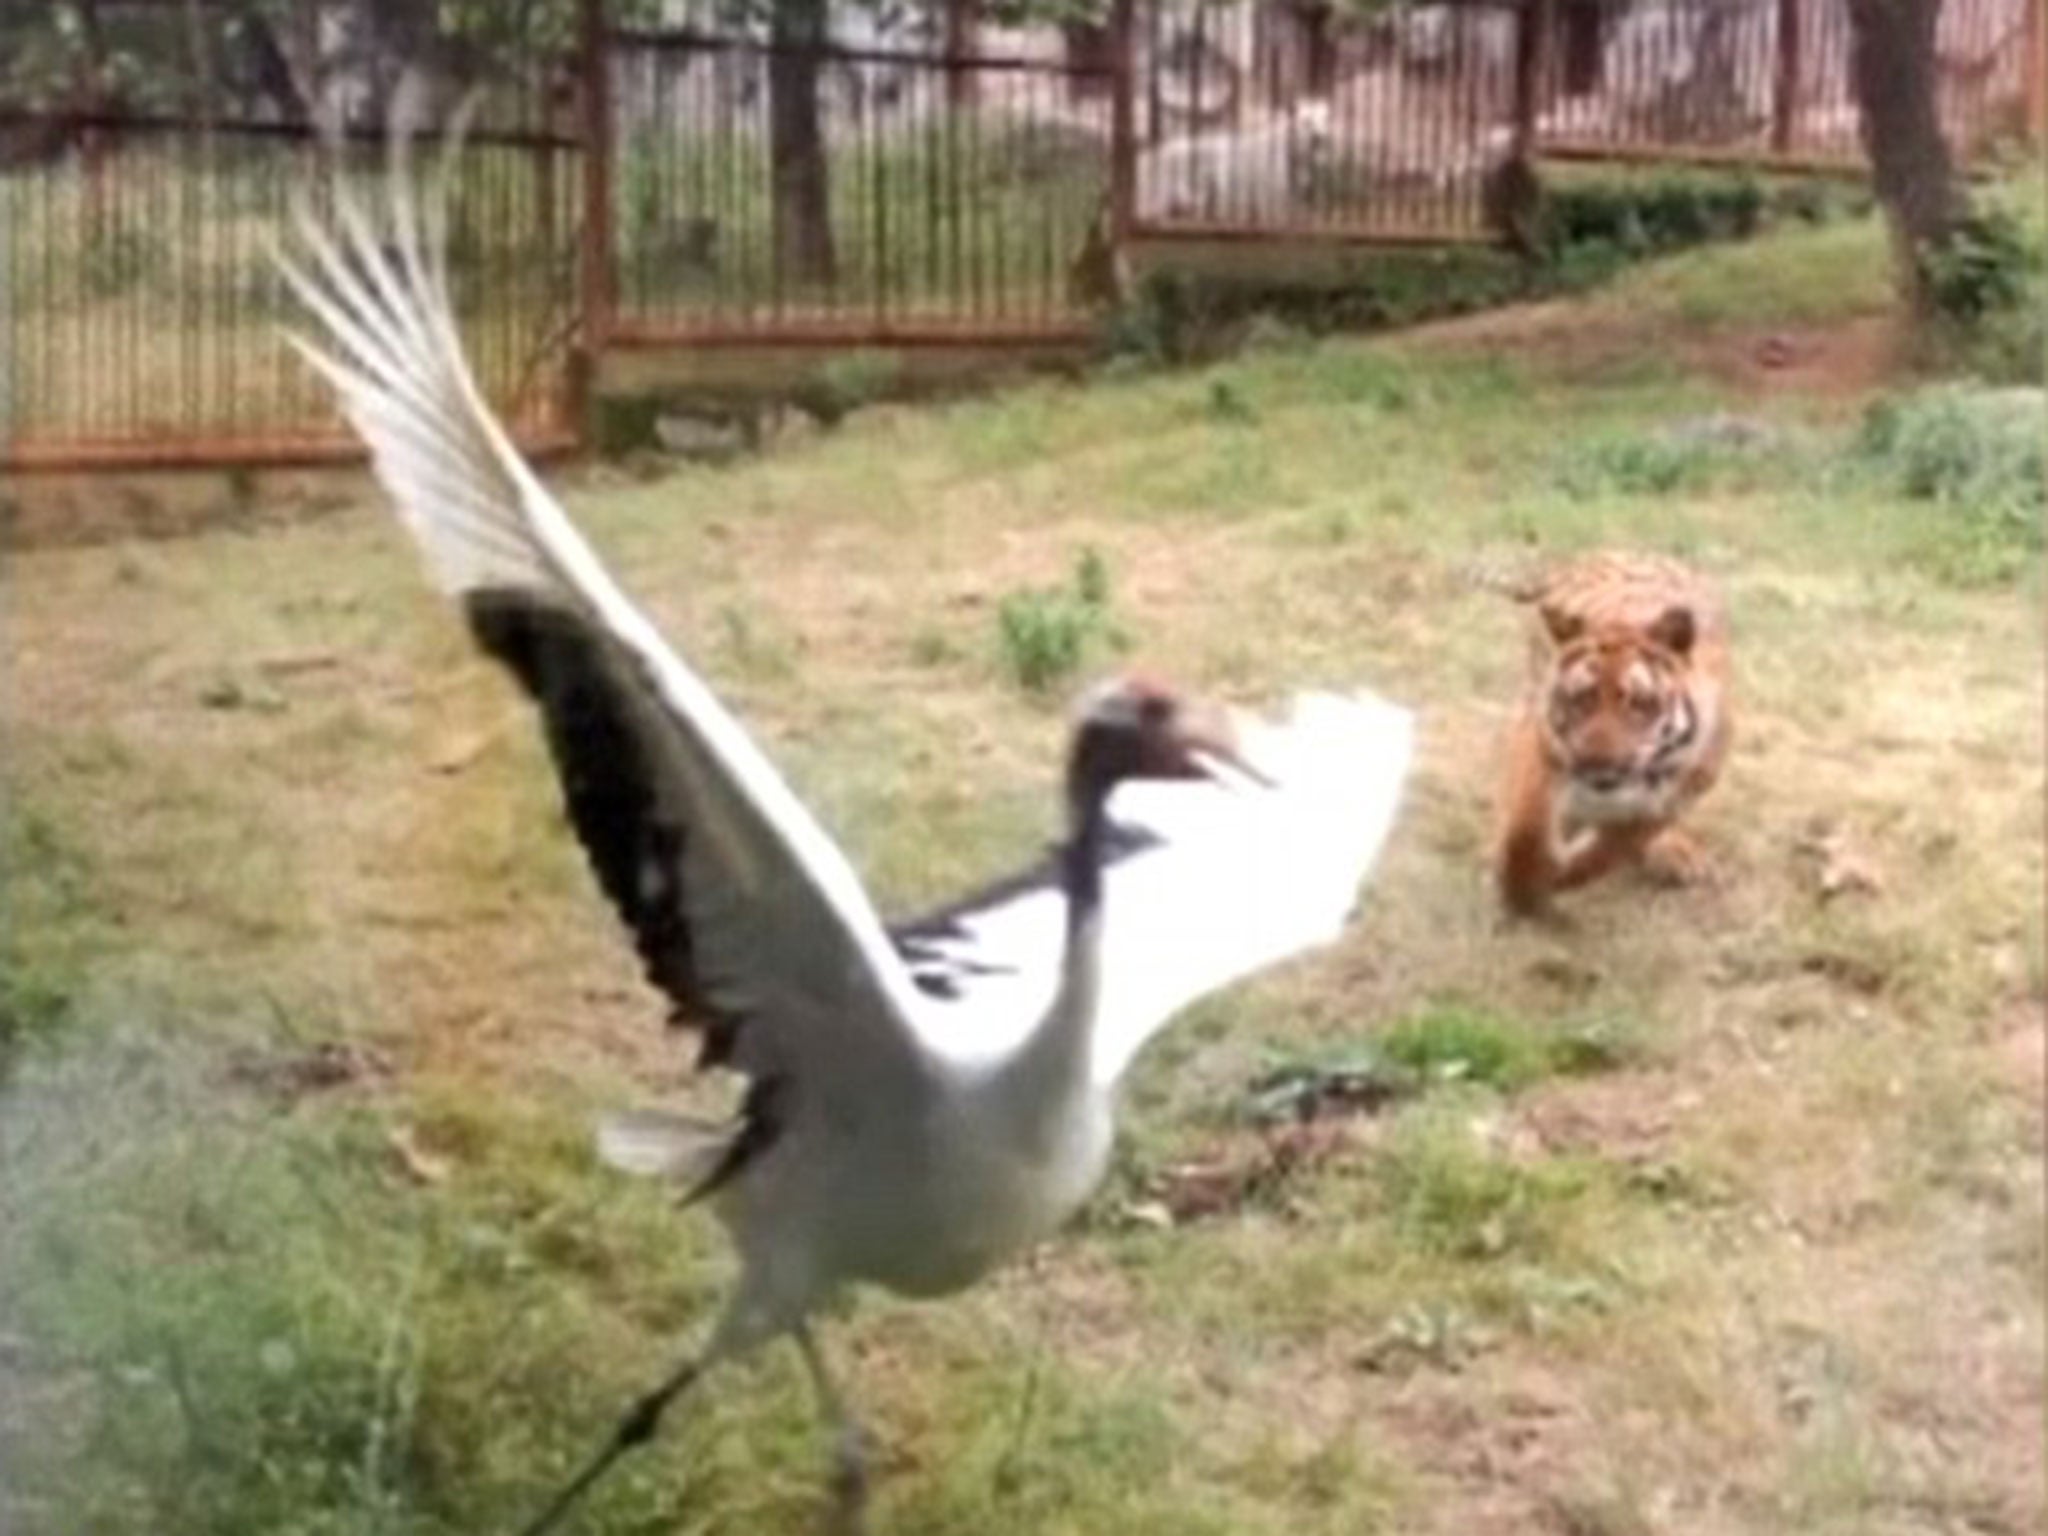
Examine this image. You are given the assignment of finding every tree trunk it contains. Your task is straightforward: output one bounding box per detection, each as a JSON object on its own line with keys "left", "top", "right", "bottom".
{"left": 230, "top": 7, "right": 314, "bottom": 124}
{"left": 1844, "top": 0, "right": 1965, "bottom": 316}
{"left": 1063, "top": 21, "right": 1113, "bottom": 102}
{"left": 769, "top": 0, "right": 836, "bottom": 290}
{"left": 1559, "top": 0, "right": 1604, "bottom": 98}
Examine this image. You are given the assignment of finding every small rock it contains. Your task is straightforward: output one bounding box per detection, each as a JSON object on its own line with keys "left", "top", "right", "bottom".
{"left": 1756, "top": 334, "right": 1801, "bottom": 369}
{"left": 1662, "top": 411, "right": 1778, "bottom": 451}
{"left": 655, "top": 411, "right": 754, "bottom": 462}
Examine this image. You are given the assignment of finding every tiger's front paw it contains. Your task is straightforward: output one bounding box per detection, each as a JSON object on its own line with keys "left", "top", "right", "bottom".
{"left": 1641, "top": 827, "right": 1713, "bottom": 888}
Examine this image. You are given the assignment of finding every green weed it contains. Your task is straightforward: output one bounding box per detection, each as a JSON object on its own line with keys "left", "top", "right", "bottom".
{"left": 0, "top": 807, "right": 100, "bottom": 1076}
{"left": 1371, "top": 1110, "right": 1596, "bottom": 1263}
{"left": 804, "top": 349, "right": 908, "bottom": 426}
{"left": 994, "top": 546, "right": 1127, "bottom": 696}
{"left": 1855, "top": 383, "right": 2044, "bottom": 585}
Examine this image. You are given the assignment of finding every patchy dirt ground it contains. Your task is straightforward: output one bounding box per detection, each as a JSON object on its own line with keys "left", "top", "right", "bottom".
{"left": 2, "top": 213, "right": 2040, "bottom": 1536}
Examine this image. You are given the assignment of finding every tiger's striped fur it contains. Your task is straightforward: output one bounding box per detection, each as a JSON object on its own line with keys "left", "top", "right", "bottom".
{"left": 1495, "top": 551, "right": 1732, "bottom": 916}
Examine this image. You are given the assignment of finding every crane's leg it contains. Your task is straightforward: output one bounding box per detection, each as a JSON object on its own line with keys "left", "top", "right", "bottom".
{"left": 515, "top": 1347, "right": 712, "bottom": 1536}
{"left": 795, "top": 1322, "right": 869, "bottom": 1535}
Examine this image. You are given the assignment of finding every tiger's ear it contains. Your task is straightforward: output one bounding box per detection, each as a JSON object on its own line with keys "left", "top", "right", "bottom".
{"left": 1649, "top": 605, "right": 1696, "bottom": 657}
{"left": 1540, "top": 605, "right": 1584, "bottom": 648}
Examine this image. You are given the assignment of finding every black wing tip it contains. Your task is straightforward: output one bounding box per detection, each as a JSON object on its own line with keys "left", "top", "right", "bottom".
{"left": 887, "top": 822, "right": 1161, "bottom": 1001}
{"left": 888, "top": 822, "right": 1162, "bottom": 943}
{"left": 463, "top": 586, "right": 575, "bottom": 667}
{"left": 457, "top": 584, "right": 747, "bottom": 1064}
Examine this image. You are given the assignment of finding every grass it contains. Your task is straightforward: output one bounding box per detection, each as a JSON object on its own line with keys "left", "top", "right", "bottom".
{"left": 2, "top": 201, "right": 2042, "bottom": 1536}
{"left": 994, "top": 546, "right": 1127, "bottom": 694}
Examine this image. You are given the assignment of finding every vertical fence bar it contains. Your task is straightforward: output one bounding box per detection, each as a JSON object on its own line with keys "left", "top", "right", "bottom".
{"left": 575, "top": 0, "right": 612, "bottom": 434}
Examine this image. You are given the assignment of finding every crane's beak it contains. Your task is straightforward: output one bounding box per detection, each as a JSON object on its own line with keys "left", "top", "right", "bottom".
{"left": 1175, "top": 703, "right": 1275, "bottom": 788}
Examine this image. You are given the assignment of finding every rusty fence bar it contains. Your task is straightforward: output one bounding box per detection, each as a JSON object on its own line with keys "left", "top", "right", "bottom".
{"left": 3, "top": 0, "right": 2043, "bottom": 474}
{"left": 0, "top": 0, "right": 581, "bottom": 474}
{"left": 1532, "top": 0, "right": 2035, "bottom": 172}
{"left": 601, "top": 0, "right": 1115, "bottom": 345}
{"left": 1124, "top": 0, "right": 1527, "bottom": 244}
{"left": 1, "top": 118, "right": 582, "bottom": 472}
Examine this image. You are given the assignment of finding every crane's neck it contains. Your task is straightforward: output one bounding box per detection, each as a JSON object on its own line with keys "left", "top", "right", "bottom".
{"left": 998, "top": 787, "right": 1112, "bottom": 1150}
{"left": 1046, "top": 788, "right": 1113, "bottom": 1063}
{"left": 1061, "top": 789, "right": 1110, "bottom": 939}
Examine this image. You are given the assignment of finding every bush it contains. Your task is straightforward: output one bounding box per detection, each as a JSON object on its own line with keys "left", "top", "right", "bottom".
{"left": 1919, "top": 201, "right": 2045, "bottom": 384}
{"left": 1553, "top": 414, "right": 1788, "bottom": 498}
{"left": 0, "top": 809, "right": 93, "bottom": 1079}
{"left": 799, "top": 349, "right": 906, "bottom": 426}
{"left": 1097, "top": 169, "right": 1845, "bottom": 370}
{"left": 1858, "top": 384, "right": 2043, "bottom": 511}
{"left": 1920, "top": 206, "right": 2039, "bottom": 325}
{"left": 0, "top": 954, "right": 70, "bottom": 1078}
{"left": 995, "top": 547, "right": 1127, "bottom": 695}
{"left": 1555, "top": 435, "right": 1705, "bottom": 497}
{"left": 1857, "top": 383, "right": 2044, "bottom": 585}
{"left": 1537, "top": 170, "right": 1768, "bottom": 260}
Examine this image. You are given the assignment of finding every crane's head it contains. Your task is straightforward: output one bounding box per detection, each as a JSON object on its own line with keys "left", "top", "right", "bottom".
{"left": 1065, "top": 673, "right": 1265, "bottom": 815}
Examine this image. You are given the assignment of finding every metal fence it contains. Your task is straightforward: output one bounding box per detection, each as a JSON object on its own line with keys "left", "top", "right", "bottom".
{"left": 0, "top": 0, "right": 580, "bottom": 470}
{"left": 1, "top": 0, "right": 2041, "bottom": 472}
{"left": 1130, "top": 0, "right": 1530, "bottom": 241}
{"left": 1533, "top": 0, "right": 2038, "bottom": 170}
{"left": 602, "top": 4, "right": 1115, "bottom": 343}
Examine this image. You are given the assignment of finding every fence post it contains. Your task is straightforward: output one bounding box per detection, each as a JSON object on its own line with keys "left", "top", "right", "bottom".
{"left": 1771, "top": 0, "right": 1801, "bottom": 155}
{"left": 1110, "top": 0, "right": 1137, "bottom": 246}
{"left": 573, "top": 0, "right": 612, "bottom": 436}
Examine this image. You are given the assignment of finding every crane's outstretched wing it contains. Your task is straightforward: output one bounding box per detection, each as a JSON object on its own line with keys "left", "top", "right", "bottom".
{"left": 276, "top": 134, "right": 937, "bottom": 1127}
{"left": 889, "top": 690, "right": 1412, "bottom": 1085}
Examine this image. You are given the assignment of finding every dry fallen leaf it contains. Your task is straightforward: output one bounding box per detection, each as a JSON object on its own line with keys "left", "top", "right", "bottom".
{"left": 1117, "top": 1200, "right": 1174, "bottom": 1231}
{"left": 427, "top": 717, "right": 519, "bottom": 776}
{"left": 1796, "top": 822, "right": 1884, "bottom": 902}
{"left": 388, "top": 1126, "right": 452, "bottom": 1187}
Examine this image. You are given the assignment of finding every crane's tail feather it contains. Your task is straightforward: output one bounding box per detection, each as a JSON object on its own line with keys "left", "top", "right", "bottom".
{"left": 596, "top": 1110, "right": 741, "bottom": 1186}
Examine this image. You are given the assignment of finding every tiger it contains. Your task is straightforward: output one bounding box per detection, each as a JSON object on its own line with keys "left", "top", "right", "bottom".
{"left": 1494, "top": 550, "right": 1732, "bottom": 918}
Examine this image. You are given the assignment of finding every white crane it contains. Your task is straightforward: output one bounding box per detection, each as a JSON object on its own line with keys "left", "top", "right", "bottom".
{"left": 277, "top": 135, "right": 1413, "bottom": 1534}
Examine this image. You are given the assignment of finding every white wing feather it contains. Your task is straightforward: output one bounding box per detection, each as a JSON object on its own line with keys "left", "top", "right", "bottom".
{"left": 897, "top": 691, "right": 1412, "bottom": 1085}
{"left": 277, "top": 142, "right": 940, "bottom": 1096}
{"left": 1092, "top": 689, "right": 1412, "bottom": 1086}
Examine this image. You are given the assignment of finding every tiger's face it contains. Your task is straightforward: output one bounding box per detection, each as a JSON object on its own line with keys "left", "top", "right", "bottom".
{"left": 1541, "top": 605, "right": 1700, "bottom": 827}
